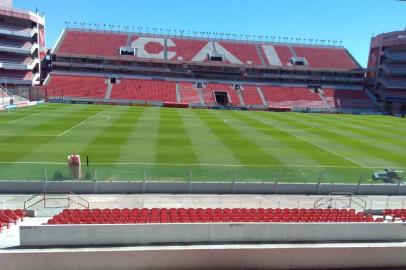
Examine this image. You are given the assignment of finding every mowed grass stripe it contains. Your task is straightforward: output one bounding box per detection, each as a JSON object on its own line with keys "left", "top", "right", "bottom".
{"left": 244, "top": 111, "right": 366, "bottom": 167}
{"left": 194, "top": 109, "right": 280, "bottom": 165}
{"left": 21, "top": 107, "right": 122, "bottom": 163}
{"left": 344, "top": 114, "right": 406, "bottom": 128}
{"left": 266, "top": 114, "right": 390, "bottom": 168}
{"left": 116, "top": 107, "right": 161, "bottom": 163}
{"left": 4, "top": 104, "right": 106, "bottom": 136}
{"left": 220, "top": 110, "right": 320, "bottom": 166}
{"left": 8, "top": 106, "right": 126, "bottom": 180}
{"left": 0, "top": 104, "right": 404, "bottom": 182}
{"left": 217, "top": 110, "right": 335, "bottom": 181}
{"left": 264, "top": 113, "right": 405, "bottom": 168}
{"left": 330, "top": 114, "right": 406, "bottom": 133}
{"left": 294, "top": 113, "right": 406, "bottom": 149}
{"left": 274, "top": 112, "right": 406, "bottom": 162}
{"left": 180, "top": 109, "right": 240, "bottom": 165}
{"left": 229, "top": 111, "right": 355, "bottom": 167}
{"left": 0, "top": 111, "right": 41, "bottom": 124}
{"left": 81, "top": 107, "right": 145, "bottom": 163}
{"left": 0, "top": 105, "right": 103, "bottom": 162}
{"left": 29, "top": 108, "right": 105, "bottom": 135}
{"left": 272, "top": 113, "right": 400, "bottom": 168}
{"left": 0, "top": 104, "right": 53, "bottom": 124}
{"left": 155, "top": 108, "right": 198, "bottom": 164}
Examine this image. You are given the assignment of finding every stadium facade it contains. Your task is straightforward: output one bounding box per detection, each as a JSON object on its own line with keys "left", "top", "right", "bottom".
{"left": 43, "top": 27, "right": 376, "bottom": 112}
{"left": 0, "top": 0, "right": 46, "bottom": 102}
{"left": 366, "top": 28, "right": 406, "bottom": 113}
{"left": 1, "top": 3, "right": 406, "bottom": 270}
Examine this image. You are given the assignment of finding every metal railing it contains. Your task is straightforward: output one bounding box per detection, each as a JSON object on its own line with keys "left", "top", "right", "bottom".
{"left": 24, "top": 191, "right": 90, "bottom": 210}
{"left": 313, "top": 192, "right": 367, "bottom": 210}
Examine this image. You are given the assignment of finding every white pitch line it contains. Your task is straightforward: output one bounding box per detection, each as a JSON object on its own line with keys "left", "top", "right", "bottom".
{"left": 0, "top": 134, "right": 56, "bottom": 137}
{"left": 6, "top": 113, "right": 43, "bottom": 124}
{"left": 224, "top": 119, "right": 314, "bottom": 132}
{"left": 0, "top": 161, "right": 397, "bottom": 169}
{"left": 57, "top": 110, "right": 105, "bottom": 137}
{"left": 86, "top": 114, "right": 112, "bottom": 124}
{"left": 240, "top": 112, "right": 367, "bottom": 168}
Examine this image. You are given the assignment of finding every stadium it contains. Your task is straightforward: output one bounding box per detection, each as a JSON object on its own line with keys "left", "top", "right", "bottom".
{"left": 0, "top": 0, "right": 406, "bottom": 269}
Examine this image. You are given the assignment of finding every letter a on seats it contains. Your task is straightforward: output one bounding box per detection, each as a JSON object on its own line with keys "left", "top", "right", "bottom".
{"left": 192, "top": 42, "right": 243, "bottom": 64}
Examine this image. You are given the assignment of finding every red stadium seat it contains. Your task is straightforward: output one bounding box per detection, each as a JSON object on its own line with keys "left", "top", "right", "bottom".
{"left": 261, "top": 85, "right": 324, "bottom": 109}
{"left": 292, "top": 46, "right": 358, "bottom": 69}
{"left": 323, "top": 88, "right": 373, "bottom": 109}
{"left": 45, "top": 75, "right": 108, "bottom": 99}
{"left": 45, "top": 207, "right": 386, "bottom": 225}
{"left": 55, "top": 30, "right": 359, "bottom": 70}
{"left": 110, "top": 79, "right": 177, "bottom": 102}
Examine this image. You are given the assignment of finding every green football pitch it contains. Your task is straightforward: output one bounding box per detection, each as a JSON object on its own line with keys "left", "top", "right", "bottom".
{"left": 0, "top": 103, "right": 404, "bottom": 183}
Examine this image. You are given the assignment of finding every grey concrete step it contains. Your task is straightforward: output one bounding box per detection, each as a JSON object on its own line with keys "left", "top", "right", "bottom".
{"left": 104, "top": 83, "right": 113, "bottom": 100}
{"left": 256, "top": 86, "right": 268, "bottom": 106}
{"left": 34, "top": 207, "right": 65, "bottom": 217}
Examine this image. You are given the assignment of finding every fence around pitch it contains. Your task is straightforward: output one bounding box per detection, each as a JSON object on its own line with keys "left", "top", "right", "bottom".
{"left": 0, "top": 163, "right": 403, "bottom": 184}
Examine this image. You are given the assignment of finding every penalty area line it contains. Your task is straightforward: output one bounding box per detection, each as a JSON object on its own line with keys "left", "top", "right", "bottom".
{"left": 224, "top": 118, "right": 314, "bottom": 132}
{"left": 57, "top": 110, "right": 106, "bottom": 137}
{"left": 238, "top": 112, "right": 367, "bottom": 168}
{"left": 6, "top": 113, "right": 43, "bottom": 124}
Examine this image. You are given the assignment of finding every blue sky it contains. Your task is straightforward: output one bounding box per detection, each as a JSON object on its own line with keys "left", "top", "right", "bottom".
{"left": 14, "top": 0, "right": 406, "bottom": 67}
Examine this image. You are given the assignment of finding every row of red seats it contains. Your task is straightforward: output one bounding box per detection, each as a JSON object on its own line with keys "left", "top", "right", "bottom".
{"left": 44, "top": 72, "right": 374, "bottom": 110}
{"left": 45, "top": 75, "right": 107, "bottom": 98}
{"left": 60, "top": 207, "right": 358, "bottom": 215}
{"left": 292, "top": 46, "right": 358, "bottom": 70}
{"left": 56, "top": 30, "right": 359, "bottom": 70}
{"left": 323, "top": 89, "right": 373, "bottom": 109}
{"left": 382, "top": 209, "right": 406, "bottom": 222}
{"left": 241, "top": 85, "right": 263, "bottom": 106}
{"left": 0, "top": 209, "right": 25, "bottom": 232}
{"left": 110, "top": 79, "right": 177, "bottom": 102}
{"left": 262, "top": 85, "right": 325, "bottom": 109}
{"left": 58, "top": 31, "right": 128, "bottom": 57}
{"left": 47, "top": 208, "right": 379, "bottom": 224}
{"left": 216, "top": 41, "right": 263, "bottom": 65}
{"left": 179, "top": 82, "right": 201, "bottom": 103}
{"left": 383, "top": 209, "right": 406, "bottom": 217}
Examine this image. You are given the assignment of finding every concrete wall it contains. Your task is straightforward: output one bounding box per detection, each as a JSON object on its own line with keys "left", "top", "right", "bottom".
{"left": 20, "top": 223, "right": 406, "bottom": 247}
{"left": 1, "top": 243, "right": 406, "bottom": 270}
{"left": 0, "top": 180, "right": 405, "bottom": 195}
